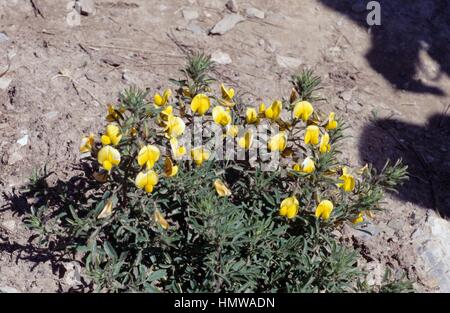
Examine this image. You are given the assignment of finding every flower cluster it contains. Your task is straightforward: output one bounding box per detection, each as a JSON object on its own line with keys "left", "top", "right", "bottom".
{"left": 79, "top": 75, "right": 368, "bottom": 228}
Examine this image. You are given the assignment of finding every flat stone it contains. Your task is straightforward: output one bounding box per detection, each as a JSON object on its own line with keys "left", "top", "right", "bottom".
{"left": 186, "top": 22, "right": 205, "bottom": 35}
{"left": 1, "top": 220, "right": 16, "bottom": 232}
{"left": 225, "top": 0, "right": 238, "bottom": 13}
{"left": 16, "top": 134, "right": 29, "bottom": 146}
{"left": 276, "top": 54, "right": 303, "bottom": 69}
{"left": 0, "top": 77, "right": 12, "bottom": 90}
{"left": 245, "top": 7, "right": 265, "bottom": 19}
{"left": 75, "top": 0, "right": 96, "bottom": 16}
{"left": 182, "top": 8, "right": 199, "bottom": 21}
{"left": 64, "top": 262, "right": 82, "bottom": 287}
{"left": 211, "top": 50, "right": 232, "bottom": 65}
{"left": 210, "top": 14, "right": 245, "bottom": 35}
{"left": 0, "top": 32, "right": 9, "bottom": 43}
{"left": 0, "top": 286, "right": 20, "bottom": 293}
{"left": 412, "top": 213, "right": 450, "bottom": 292}
{"left": 45, "top": 111, "right": 58, "bottom": 120}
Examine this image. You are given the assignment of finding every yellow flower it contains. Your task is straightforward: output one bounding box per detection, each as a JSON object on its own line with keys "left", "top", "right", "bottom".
{"left": 315, "top": 200, "right": 334, "bottom": 220}
{"left": 304, "top": 125, "right": 320, "bottom": 145}
{"left": 279, "top": 196, "right": 299, "bottom": 219}
{"left": 352, "top": 212, "right": 364, "bottom": 224}
{"left": 80, "top": 133, "right": 94, "bottom": 153}
{"left": 154, "top": 88, "right": 171, "bottom": 107}
{"left": 264, "top": 100, "right": 282, "bottom": 120}
{"left": 226, "top": 125, "right": 239, "bottom": 138}
{"left": 246, "top": 107, "right": 259, "bottom": 124}
{"left": 292, "top": 163, "right": 302, "bottom": 172}
{"left": 190, "top": 147, "right": 210, "bottom": 166}
{"left": 259, "top": 103, "right": 266, "bottom": 113}
{"left": 326, "top": 112, "right": 338, "bottom": 130}
{"left": 338, "top": 167, "right": 356, "bottom": 192}
{"left": 101, "top": 124, "right": 122, "bottom": 146}
{"left": 319, "top": 133, "right": 331, "bottom": 153}
{"left": 154, "top": 208, "right": 169, "bottom": 230}
{"left": 98, "top": 145, "right": 121, "bottom": 171}
{"left": 163, "top": 157, "right": 178, "bottom": 177}
{"left": 170, "top": 138, "right": 186, "bottom": 159}
{"left": 214, "top": 179, "right": 231, "bottom": 197}
{"left": 221, "top": 83, "right": 235, "bottom": 101}
{"left": 238, "top": 130, "right": 253, "bottom": 150}
{"left": 191, "top": 94, "right": 211, "bottom": 116}
{"left": 137, "top": 145, "right": 160, "bottom": 169}
{"left": 268, "top": 132, "right": 287, "bottom": 152}
{"left": 212, "top": 106, "right": 232, "bottom": 126}
{"left": 135, "top": 170, "right": 158, "bottom": 193}
{"left": 165, "top": 115, "right": 186, "bottom": 138}
{"left": 293, "top": 101, "right": 314, "bottom": 121}
{"left": 98, "top": 198, "right": 114, "bottom": 219}
{"left": 301, "top": 157, "right": 315, "bottom": 173}
{"left": 106, "top": 104, "right": 122, "bottom": 122}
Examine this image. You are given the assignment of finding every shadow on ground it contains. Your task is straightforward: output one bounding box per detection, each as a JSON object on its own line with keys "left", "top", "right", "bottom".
{"left": 0, "top": 162, "right": 99, "bottom": 292}
{"left": 320, "top": 0, "right": 450, "bottom": 95}
{"left": 359, "top": 113, "right": 450, "bottom": 218}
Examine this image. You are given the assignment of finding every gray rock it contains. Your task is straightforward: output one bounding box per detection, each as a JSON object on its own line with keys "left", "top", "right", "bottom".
{"left": 225, "top": 0, "right": 238, "bottom": 13}
{"left": 210, "top": 14, "right": 245, "bottom": 35}
{"left": 0, "top": 77, "right": 12, "bottom": 90}
{"left": 276, "top": 54, "right": 303, "bottom": 69}
{"left": 365, "top": 261, "right": 385, "bottom": 286}
{"left": 182, "top": 8, "right": 199, "bottom": 21}
{"left": 245, "top": 7, "right": 265, "bottom": 19}
{"left": 340, "top": 89, "right": 353, "bottom": 102}
{"left": 211, "top": 50, "right": 232, "bottom": 65}
{"left": 16, "top": 134, "right": 29, "bottom": 146}
{"left": 0, "top": 32, "right": 9, "bottom": 43}
{"left": 75, "top": 0, "right": 96, "bottom": 16}
{"left": 0, "top": 286, "right": 20, "bottom": 293}
{"left": 64, "top": 262, "right": 82, "bottom": 287}
{"left": 186, "top": 22, "right": 205, "bottom": 35}
{"left": 412, "top": 213, "right": 450, "bottom": 292}
{"left": 1, "top": 220, "right": 16, "bottom": 232}
{"left": 45, "top": 111, "right": 58, "bottom": 120}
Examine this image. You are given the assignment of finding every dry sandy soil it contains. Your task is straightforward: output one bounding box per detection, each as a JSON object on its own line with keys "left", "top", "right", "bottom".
{"left": 1, "top": 0, "right": 450, "bottom": 292}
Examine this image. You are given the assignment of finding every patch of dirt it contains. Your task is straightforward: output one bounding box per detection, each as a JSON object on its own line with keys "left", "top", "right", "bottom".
{"left": 1, "top": 0, "right": 449, "bottom": 292}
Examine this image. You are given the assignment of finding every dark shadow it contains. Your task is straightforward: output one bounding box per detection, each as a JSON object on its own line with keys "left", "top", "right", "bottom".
{"left": 359, "top": 113, "right": 450, "bottom": 217}
{"left": 0, "top": 161, "right": 99, "bottom": 292}
{"left": 320, "top": 0, "right": 450, "bottom": 95}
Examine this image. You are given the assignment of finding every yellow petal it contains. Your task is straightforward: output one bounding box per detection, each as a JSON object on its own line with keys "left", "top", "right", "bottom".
{"left": 265, "top": 100, "right": 282, "bottom": 120}
{"left": 191, "top": 94, "right": 211, "bottom": 116}
{"left": 154, "top": 93, "right": 163, "bottom": 106}
{"left": 304, "top": 125, "right": 320, "bottom": 145}
{"left": 220, "top": 83, "right": 235, "bottom": 101}
{"left": 352, "top": 212, "right": 364, "bottom": 224}
{"left": 268, "top": 132, "right": 287, "bottom": 152}
{"left": 101, "top": 134, "right": 111, "bottom": 145}
{"left": 319, "top": 133, "right": 331, "bottom": 154}
{"left": 315, "top": 200, "right": 334, "bottom": 220}
{"left": 214, "top": 179, "right": 232, "bottom": 197}
{"left": 98, "top": 146, "right": 121, "bottom": 171}
{"left": 137, "top": 145, "right": 160, "bottom": 169}
{"left": 279, "top": 196, "right": 299, "bottom": 219}
{"left": 302, "top": 157, "right": 315, "bottom": 173}
{"left": 246, "top": 108, "right": 258, "bottom": 124}
{"left": 164, "top": 157, "right": 178, "bottom": 177}
{"left": 293, "top": 101, "right": 314, "bottom": 121}
{"left": 212, "top": 106, "right": 231, "bottom": 126}
{"left": 226, "top": 125, "right": 239, "bottom": 138}
{"left": 154, "top": 209, "right": 169, "bottom": 230}
{"left": 238, "top": 130, "right": 253, "bottom": 150}
{"left": 326, "top": 112, "right": 338, "bottom": 130}
{"left": 98, "top": 198, "right": 113, "bottom": 219}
